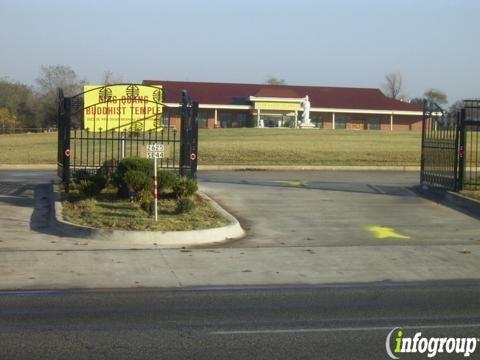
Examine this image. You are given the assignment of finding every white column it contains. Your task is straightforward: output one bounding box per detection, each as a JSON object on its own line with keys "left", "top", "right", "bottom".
{"left": 214, "top": 108, "right": 218, "bottom": 128}
{"left": 390, "top": 113, "right": 393, "bottom": 131}
{"left": 257, "top": 109, "right": 261, "bottom": 127}
{"left": 332, "top": 112, "right": 336, "bottom": 130}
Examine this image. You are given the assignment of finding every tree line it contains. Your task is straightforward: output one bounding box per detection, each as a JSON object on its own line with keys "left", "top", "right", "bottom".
{"left": 381, "top": 72, "right": 464, "bottom": 112}
{"left": 0, "top": 65, "right": 121, "bottom": 133}
{"left": 0, "top": 67, "right": 465, "bottom": 133}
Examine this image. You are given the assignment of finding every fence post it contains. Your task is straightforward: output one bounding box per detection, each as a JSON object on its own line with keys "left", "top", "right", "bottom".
{"left": 457, "top": 108, "right": 466, "bottom": 191}
{"left": 420, "top": 100, "right": 427, "bottom": 185}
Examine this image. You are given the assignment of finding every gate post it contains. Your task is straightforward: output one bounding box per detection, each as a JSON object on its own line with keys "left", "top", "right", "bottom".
{"left": 457, "top": 108, "right": 466, "bottom": 191}
{"left": 62, "top": 97, "right": 72, "bottom": 191}
{"left": 190, "top": 101, "right": 199, "bottom": 179}
{"left": 179, "top": 91, "right": 199, "bottom": 179}
{"left": 179, "top": 90, "right": 190, "bottom": 177}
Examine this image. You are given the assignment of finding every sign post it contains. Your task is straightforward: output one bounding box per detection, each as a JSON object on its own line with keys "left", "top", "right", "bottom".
{"left": 146, "top": 143, "right": 165, "bottom": 222}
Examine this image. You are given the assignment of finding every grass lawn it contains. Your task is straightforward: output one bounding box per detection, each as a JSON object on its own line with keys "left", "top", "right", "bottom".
{"left": 460, "top": 190, "right": 480, "bottom": 202}
{"left": 0, "top": 129, "right": 422, "bottom": 166}
{"left": 62, "top": 190, "right": 229, "bottom": 231}
{"left": 199, "top": 128, "right": 421, "bottom": 166}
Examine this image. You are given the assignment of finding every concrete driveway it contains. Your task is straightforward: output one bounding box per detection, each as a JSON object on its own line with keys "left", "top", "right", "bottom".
{"left": 0, "top": 169, "right": 479, "bottom": 289}
{"left": 198, "top": 171, "right": 480, "bottom": 248}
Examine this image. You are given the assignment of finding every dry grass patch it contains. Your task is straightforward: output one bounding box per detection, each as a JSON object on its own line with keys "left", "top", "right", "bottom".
{"left": 62, "top": 189, "right": 228, "bottom": 231}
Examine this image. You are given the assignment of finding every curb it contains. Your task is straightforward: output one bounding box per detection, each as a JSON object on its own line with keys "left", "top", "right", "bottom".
{"left": 0, "top": 164, "right": 420, "bottom": 172}
{"left": 50, "top": 184, "right": 245, "bottom": 247}
{"left": 413, "top": 185, "right": 480, "bottom": 219}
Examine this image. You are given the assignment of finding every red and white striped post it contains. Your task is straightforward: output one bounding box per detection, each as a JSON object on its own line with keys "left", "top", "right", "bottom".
{"left": 153, "top": 157, "right": 158, "bottom": 222}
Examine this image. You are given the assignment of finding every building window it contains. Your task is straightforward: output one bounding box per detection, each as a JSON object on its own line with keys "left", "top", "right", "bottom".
{"left": 311, "top": 115, "right": 323, "bottom": 128}
{"left": 219, "top": 112, "right": 232, "bottom": 128}
{"left": 236, "top": 113, "right": 247, "bottom": 127}
{"left": 336, "top": 116, "right": 347, "bottom": 129}
{"left": 369, "top": 118, "right": 380, "bottom": 130}
{"left": 197, "top": 112, "right": 208, "bottom": 128}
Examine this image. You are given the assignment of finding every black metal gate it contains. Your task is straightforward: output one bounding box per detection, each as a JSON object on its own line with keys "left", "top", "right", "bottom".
{"left": 460, "top": 100, "right": 480, "bottom": 191}
{"left": 57, "top": 84, "right": 198, "bottom": 189}
{"left": 421, "top": 99, "right": 480, "bottom": 191}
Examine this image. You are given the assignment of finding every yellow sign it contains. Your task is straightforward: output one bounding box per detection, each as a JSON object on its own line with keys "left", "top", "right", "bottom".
{"left": 254, "top": 101, "right": 301, "bottom": 111}
{"left": 83, "top": 84, "right": 163, "bottom": 131}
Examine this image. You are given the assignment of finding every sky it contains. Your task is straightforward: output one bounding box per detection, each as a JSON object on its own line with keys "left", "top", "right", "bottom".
{"left": 0, "top": 0, "right": 479, "bottom": 104}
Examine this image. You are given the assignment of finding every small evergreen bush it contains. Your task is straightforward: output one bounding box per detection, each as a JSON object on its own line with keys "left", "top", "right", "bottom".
{"left": 138, "top": 189, "right": 154, "bottom": 214}
{"left": 113, "top": 157, "right": 151, "bottom": 198}
{"left": 176, "top": 196, "right": 195, "bottom": 213}
{"left": 123, "top": 170, "right": 152, "bottom": 198}
{"left": 172, "top": 177, "right": 198, "bottom": 199}
{"left": 157, "top": 170, "right": 177, "bottom": 194}
{"left": 77, "top": 174, "right": 107, "bottom": 198}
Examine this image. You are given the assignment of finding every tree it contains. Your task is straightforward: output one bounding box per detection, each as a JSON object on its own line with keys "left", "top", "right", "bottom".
{"left": 102, "top": 70, "right": 123, "bottom": 85}
{"left": 265, "top": 76, "right": 286, "bottom": 85}
{"left": 36, "top": 65, "right": 85, "bottom": 97}
{"left": 382, "top": 72, "right": 404, "bottom": 100}
{"left": 35, "top": 65, "right": 86, "bottom": 128}
{"left": 424, "top": 88, "right": 448, "bottom": 105}
{"left": 409, "top": 97, "right": 424, "bottom": 106}
{"left": 0, "top": 107, "right": 17, "bottom": 133}
{"left": 449, "top": 100, "right": 464, "bottom": 113}
{"left": 0, "top": 79, "right": 39, "bottom": 130}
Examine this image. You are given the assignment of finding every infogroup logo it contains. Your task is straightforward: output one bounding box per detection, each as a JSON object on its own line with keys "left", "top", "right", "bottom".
{"left": 385, "top": 327, "right": 479, "bottom": 358}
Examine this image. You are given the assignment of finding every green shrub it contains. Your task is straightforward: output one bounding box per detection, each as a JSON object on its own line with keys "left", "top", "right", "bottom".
{"left": 123, "top": 170, "right": 152, "bottom": 198}
{"left": 157, "top": 170, "right": 177, "bottom": 194}
{"left": 172, "top": 177, "right": 198, "bottom": 199}
{"left": 113, "top": 157, "right": 152, "bottom": 198}
{"left": 137, "top": 189, "right": 154, "bottom": 213}
{"left": 176, "top": 196, "right": 195, "bottom": 213}
{"left": 77, "top": 174, "right": 107, "bottom": 198}
{"left": 96, "top": 159, "right": 118, "bottom": 182}
{"left": 72, "top": 169, "right": 92, "bottom": 183}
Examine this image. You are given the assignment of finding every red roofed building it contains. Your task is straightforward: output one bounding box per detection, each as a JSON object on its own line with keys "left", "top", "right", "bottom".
{"left": 142, "top": 80, "right": 422, "bottom": 131}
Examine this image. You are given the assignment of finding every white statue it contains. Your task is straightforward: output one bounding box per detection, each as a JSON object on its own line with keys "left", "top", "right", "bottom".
{"left": 301, "top": 95, "right": 311, "bottom": 125}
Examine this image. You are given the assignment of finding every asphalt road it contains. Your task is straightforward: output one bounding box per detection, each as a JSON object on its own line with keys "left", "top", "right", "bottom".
{"left": 1, "top": 281, "right": 479, "bottom": 359}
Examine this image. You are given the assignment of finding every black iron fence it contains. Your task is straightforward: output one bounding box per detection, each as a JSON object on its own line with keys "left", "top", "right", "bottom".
{"left": 420, "top": 101, "right": 460, "bottom": 190}
{"left": 421, "top": 99, "right": 480, "bottom": 192}
{"left": 57, "top": 85, "right": 198, "bottom": 189}
{"left": 461, "top": 100, "right": 480, "bottom": 190}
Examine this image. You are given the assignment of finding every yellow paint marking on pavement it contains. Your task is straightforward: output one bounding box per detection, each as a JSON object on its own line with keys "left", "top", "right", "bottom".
{"left": 366, "top": 225, "right": 411, "bottom": 240}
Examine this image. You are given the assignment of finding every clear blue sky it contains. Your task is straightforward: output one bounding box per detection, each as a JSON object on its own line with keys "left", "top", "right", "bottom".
{"left": 0, "top": 0, "right": 478, "bottom": 103}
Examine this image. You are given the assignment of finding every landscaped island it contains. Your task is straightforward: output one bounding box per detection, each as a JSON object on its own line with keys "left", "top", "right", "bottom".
{"left": 62, "top": 158, "right": 228, "bottom": 231}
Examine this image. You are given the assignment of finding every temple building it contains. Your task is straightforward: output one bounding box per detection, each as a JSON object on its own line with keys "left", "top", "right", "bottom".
{"left": 142, "top": 80, "right": 422, "bottom": 131}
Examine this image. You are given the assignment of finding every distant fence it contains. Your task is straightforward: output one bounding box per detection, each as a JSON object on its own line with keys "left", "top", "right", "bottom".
{"left": 0, "top": 128, "right": 56, "bottom": 135}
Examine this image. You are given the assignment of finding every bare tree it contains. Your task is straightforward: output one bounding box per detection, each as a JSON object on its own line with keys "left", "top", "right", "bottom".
{"left": 102, "top": 70, "right": 123, "bottom": 85}
{"left": 35, "top": 65, "right": 86, "bottom": 127}
{"left": 382, "top": 72, "right": 404, "bottom": 100}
